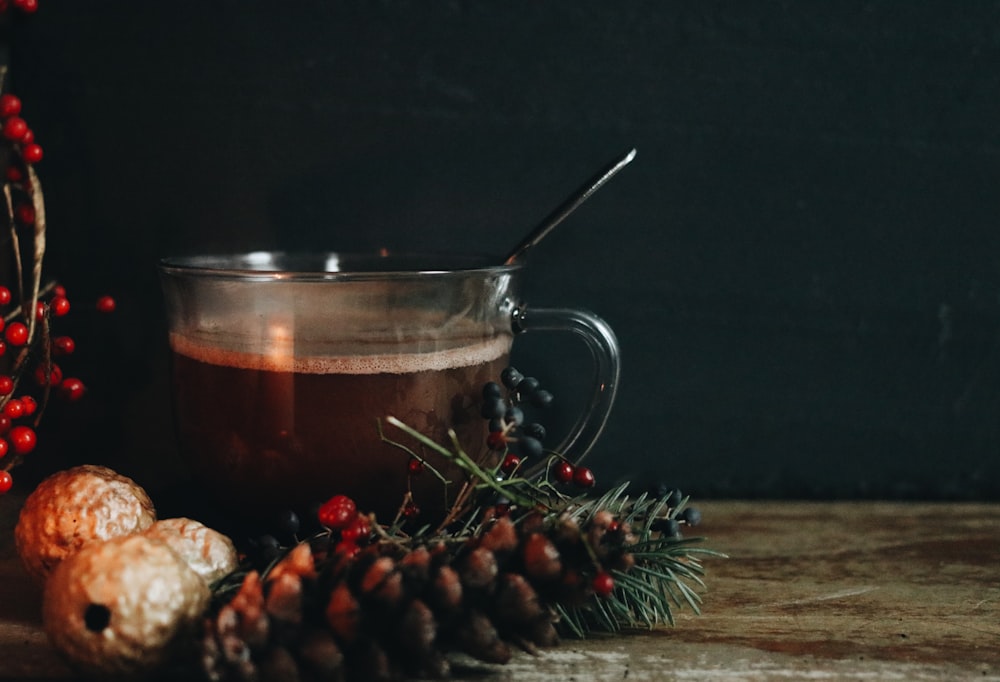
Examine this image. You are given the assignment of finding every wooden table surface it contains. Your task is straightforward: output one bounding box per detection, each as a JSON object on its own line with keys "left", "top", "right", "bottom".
{"left": 1, "top": 497, "right": 998, "bottom": 681}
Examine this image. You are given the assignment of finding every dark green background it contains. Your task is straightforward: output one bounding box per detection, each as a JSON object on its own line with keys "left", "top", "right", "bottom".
{"left": 4, "top": 2, "right": 999, "bottom": 499}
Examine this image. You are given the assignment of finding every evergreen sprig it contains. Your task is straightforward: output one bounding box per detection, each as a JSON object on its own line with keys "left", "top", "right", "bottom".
{"left": 561, "top": 488, "right": 724, "bottom": 635}
{"left": 198, "top": 416, "right": 725, "bottom": 681}
{"left": 381, "top": 416, "right": 726, "bottom": 638}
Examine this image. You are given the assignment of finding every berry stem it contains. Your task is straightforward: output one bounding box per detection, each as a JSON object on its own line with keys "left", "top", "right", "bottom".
{"left": 29, "top": 311, "right": 52, "bottom": 427}
{"left": 376, "top": 418, "right": 450, "bottom": 485}
{"left": 2, "top": 183, "right": 26, "bottom": 313}
{"left": 385, "top": 416, "right": 537, "bottom": 508}
{"left": 1, "top": 279, "right": 58, "bottom": 325}
{"left": 24, "top": 164, "right": 46, "bottom": 345}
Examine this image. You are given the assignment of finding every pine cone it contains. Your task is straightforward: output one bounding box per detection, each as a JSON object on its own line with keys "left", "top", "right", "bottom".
{"left": 199, "top": 507, "right": 639, "bottom": 682}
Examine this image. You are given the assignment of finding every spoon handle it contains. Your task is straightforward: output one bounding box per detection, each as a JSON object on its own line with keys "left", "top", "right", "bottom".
{"left": 504, "top": 147, "right": 637, "bottom": 265}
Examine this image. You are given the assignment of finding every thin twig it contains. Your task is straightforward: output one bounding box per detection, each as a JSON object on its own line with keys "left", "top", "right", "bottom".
{"left": 376, "top": 418, "right": 450, "bottom": 485}
{"left": 2, "top": 184, "right": 24, "bottom": 310}
{"left": 25, "top": 165, "right": 46, "bottom": 344}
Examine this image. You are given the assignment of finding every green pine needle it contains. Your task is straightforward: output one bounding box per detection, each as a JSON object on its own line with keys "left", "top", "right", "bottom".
{"left": 381, "top": 416, "right": 727, "bottom": 637}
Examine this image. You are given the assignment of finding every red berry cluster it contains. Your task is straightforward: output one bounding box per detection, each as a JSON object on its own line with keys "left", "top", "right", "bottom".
{"left": 0, "top": 12, "right": 117, "bottom": 495}
{"left": 0, "top": 93, "right": 43, "bottom": 167}
{"left": 0, "top": 284, "right": 116, "bottom": 494}
{"left": 551, "top": 458, "right": 596, "bottom": 489}
{"left": 0, "top": 0, "right": 38, "bottom": 14}
{"left": 317, "top": 494, "right": 373, "bottom": 558}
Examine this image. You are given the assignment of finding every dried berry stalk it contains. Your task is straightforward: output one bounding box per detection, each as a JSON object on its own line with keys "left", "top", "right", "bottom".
{"left": 0, "top": 63, "right": 115, "bottom": 493}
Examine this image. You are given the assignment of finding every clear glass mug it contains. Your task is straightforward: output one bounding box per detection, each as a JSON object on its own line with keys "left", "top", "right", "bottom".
{"left": 158, "top": 252, "right": 619, "bottom": 520}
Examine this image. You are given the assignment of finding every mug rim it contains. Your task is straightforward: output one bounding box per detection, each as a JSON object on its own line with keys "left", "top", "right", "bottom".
{"left": 158, "top": 250, "right": 521, "bottom": 280}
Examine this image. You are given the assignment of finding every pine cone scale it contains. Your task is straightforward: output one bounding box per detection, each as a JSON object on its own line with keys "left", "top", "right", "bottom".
{"left": 199, "top": 479, "right": 711, "bottom": 681}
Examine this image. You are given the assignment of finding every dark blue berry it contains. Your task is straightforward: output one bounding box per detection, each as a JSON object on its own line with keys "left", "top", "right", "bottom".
{"left": 488, "top": 418, "right": 505, "bottom": 433}
{"left": 252, "top": 534, "right": 281, "bottom": 564}
{"left": 524, "top": 422, "right": 547, "bottom": 441}
{"left": 501, "top": 366, "right": 524, "bottom": 389}
{"left": 482, "top": 381, "right": 503, "bottom": 400}
{"left": 652, "top": 518, "right": 681, "bottom": 537}
{"left": 516, "top": 376, "right": 541, "bottom": 397}
{"left": 681, "top": 507, "right": 702, "bottom": 527}
{"left": 481, "top": 397, "right": 506, "bottom": 420}
{"left": 518, "top": 436, "right": 544, "bottom": 458}
{"left": 648, "top": 482, "right": 670, "bottom": 498}
{"left": 272, "top": 509, "right": 300, "bottom": 542}
{"left": 504, "top": 406, "right": 525, "bottom": 426}
{"left": 531, "top": 389, "right": 554, "bottom": 408}
{"left": 649, "top": 484, "right": 684, "bottom": 509}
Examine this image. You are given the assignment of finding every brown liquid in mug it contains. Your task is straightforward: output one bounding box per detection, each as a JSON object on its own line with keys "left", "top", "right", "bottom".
{"left": 169, "top": 334, "right": 511, "bottom": 520}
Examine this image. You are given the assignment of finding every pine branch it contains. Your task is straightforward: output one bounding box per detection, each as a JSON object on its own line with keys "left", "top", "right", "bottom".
{"left": 378, "top": 419, "right": 722, "bottom": 637}
{"left": 199, "top": 389, "right": 726, "bottom": 680}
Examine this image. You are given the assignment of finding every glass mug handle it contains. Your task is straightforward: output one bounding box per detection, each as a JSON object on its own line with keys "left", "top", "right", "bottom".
{"left": 511, "top": 305, "right": 621, "bottom": 465}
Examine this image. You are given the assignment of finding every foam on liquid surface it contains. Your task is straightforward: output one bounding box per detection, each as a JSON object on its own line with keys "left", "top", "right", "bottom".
{"left": 170, "top": 332, "right": 511, "bottom": 374}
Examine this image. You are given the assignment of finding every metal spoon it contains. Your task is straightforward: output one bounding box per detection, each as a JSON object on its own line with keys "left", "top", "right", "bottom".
{"left": 503, "top": 147, "right": 637, "bottom": 265}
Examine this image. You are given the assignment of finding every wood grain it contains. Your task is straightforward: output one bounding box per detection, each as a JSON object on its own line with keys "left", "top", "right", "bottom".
{"left": 1, "top": 497, "right": 997, "bottom": 680}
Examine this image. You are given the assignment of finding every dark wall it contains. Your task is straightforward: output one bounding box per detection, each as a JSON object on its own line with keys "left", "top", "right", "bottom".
{"left": 5, "top": 2, "right": 1000, "bottom": 499}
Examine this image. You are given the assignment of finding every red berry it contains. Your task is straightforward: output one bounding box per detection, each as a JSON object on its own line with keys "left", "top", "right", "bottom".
{"left": 317, "top": 494, "right": 357, "bottom": 530}
{"left": 407, "top": 457, "right": 424, "bottom": 476}
{"left": 0, "top": 470, "right": 11, "bottom": 493}
{"left": 2, "top": 116, "right": 26, "bottom": 141}
{"left": 14, "top": 204, "right": 34, "bottom": 225}
{"left": 53, "top": 336, "right": 75, "bottom": 356}
{"left": 335, "top": 540, "right": 359, "bottom": 558}
{"left": 13, "top": 0, "right": 38, "bottom": 13}
{"left": 0, "top": 94, "right": 21, "bottom": 118}
{"left": 573, "top": 466, "right": 596, "bottom": 488}
{"left": 340, "top": 516, "right": 371, "bottom": 545}
{"left": 58, "top": 377, "right": 85, "bottom": 401}
{"left": 35, "top": 301, "right": 46, "bottom": 320}
{"left": 402, "top": 502, "right": 420, "bottom": 519}
{"left": 21, "top": 143, "right": 42, "bottom": 164}
{"left": 96, "top": 295, "right": 116, "bottom": 313}
{"left": 53, "top": 285, "right": 66, "bottom": 298}
{"left": 9, "top": 425, "right": 35, "bottom": 455}
{"left": 0, "top": 440, "right": 7, "bottom": 459}
{"left": 0, "top": 286, "right": 9, "bottom": 305}
{"left": 592, "top": 571, "right": 615, "bottom": 598}
{"left": 0, "top": 415, "right": 11, "bottom": 435}
{"left": 4, "top": 322, "right": 27, "bottom": 346}
{"left": 0, "top": 376, "right": 13, "bottom": 396}
{"left": 553, "top": 459, "right": 574, "bottom": 484}
{"left": 500, "top": 452, "right": 521, "bottom": 474}
{"left": 34, "top": 362, "right": 61, "bottom": 387}
{"left": 5, "top": 166, "right": 22, "bottom": 183}
{"left": 3, "top": 399, "right": 23, "bottom": 419}
{"left": 486, "top": 430, "right": 507, "bottom": 451}
{"left": 20, "top": 395, "right": 36, "bottom": 416}
{"left": 20, "top": 128, "right": 33, "bottom": 144}
{"left": 51, "top": 295, "right": 70, "bottom": 317}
